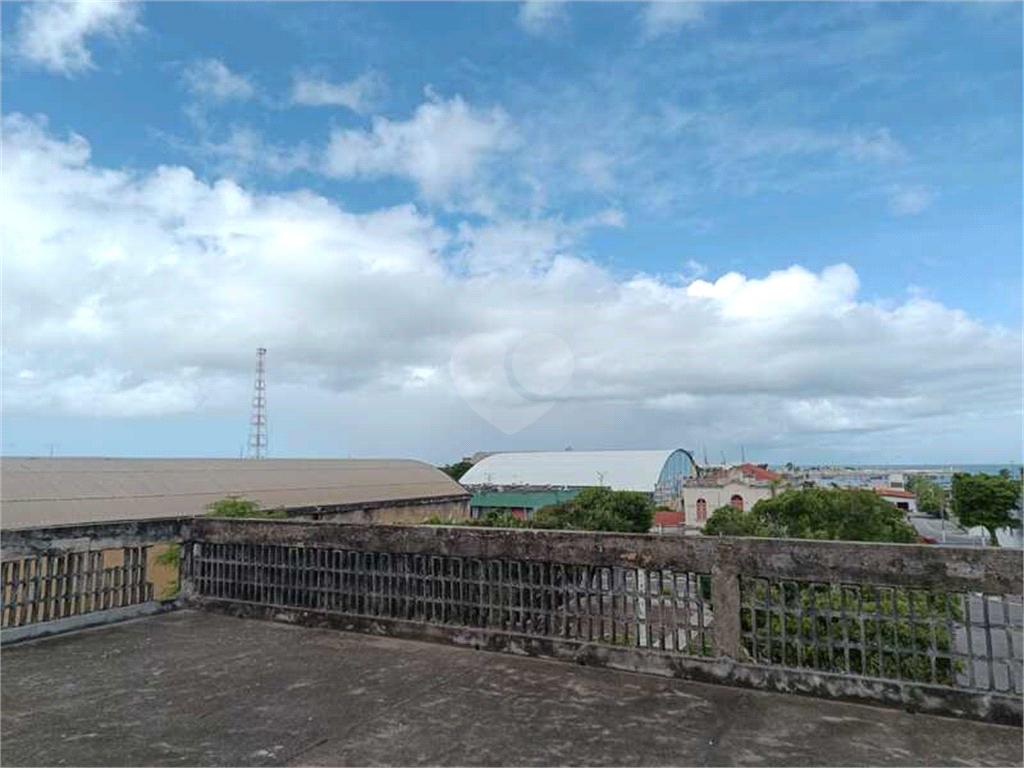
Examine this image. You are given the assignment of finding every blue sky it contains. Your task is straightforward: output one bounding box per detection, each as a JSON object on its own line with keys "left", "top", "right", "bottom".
{"left": 1, "top": 1, "right": 1021, "bottom": 464}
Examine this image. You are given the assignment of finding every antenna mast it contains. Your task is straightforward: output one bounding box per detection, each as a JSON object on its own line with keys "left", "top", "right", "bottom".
{"left": 246, "top": 347, "right": 267, "bottom": 459}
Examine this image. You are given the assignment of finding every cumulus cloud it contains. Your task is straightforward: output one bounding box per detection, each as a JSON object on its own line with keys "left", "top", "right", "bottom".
{"left": 888, "top": 185, "right": 935, "bottom": 215}
{"left": 640, "top": 1, "right": 704, "bottom": 40}
{"left": 324, "top": 93, "right": 517, "bottom": 204}
{"left": 291, "top": 71, "right": 383, "bottom": 113}
{"left": 182, "top": 59, "right": 254, "bottom": 102}
{"left": 2, "top": 115, "right": 1019, "bottom": 461}
{"left": 518, "top": 1, "right": 568, "bottom": 35}
{"left": 13, "top": 0, "right": 141, "bottom": 75}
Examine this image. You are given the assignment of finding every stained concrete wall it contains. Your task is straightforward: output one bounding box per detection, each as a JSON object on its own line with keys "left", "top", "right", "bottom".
{"left": 289, "top": 495, "right": 470, "bottom": 525}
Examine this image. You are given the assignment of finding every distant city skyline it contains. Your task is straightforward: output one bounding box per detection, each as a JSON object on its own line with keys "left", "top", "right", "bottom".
{"left": 2, "top": 2, "right": 1021, "bottom": 465}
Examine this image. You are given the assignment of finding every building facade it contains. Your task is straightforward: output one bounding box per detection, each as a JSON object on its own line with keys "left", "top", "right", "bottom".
{"left": 677, "top": 464, "right": 783, "bottom": 529}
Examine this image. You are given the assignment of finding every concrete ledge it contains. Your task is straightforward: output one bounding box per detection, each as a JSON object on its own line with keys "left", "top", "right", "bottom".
{"left": 0, "top": 599, "right": 179, "bottom": 645}
{"left": 185, "top": 518, "right": 1024, "bottom": 594}
{"left": 1, "top": 517, "right": 186, "bottom": 558}
{"left": 191, "top": 597, "right": 1023, "bottom": 727}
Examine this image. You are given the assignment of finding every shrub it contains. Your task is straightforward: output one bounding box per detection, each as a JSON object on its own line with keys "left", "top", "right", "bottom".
{"left": 206, "top": 497, "right": 288, "bottom": 519}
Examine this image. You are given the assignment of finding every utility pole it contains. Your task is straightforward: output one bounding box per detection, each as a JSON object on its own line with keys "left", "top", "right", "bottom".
{"left": 246, "top": 348, "right": 268, "bottom": 459}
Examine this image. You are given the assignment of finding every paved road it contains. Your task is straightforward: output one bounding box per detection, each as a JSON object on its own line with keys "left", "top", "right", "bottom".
{"left": 954, "top": 594, "right": 1024, "bottom": 693}
{"left": 908, "top": 515, "right": 987, "bottom": 546}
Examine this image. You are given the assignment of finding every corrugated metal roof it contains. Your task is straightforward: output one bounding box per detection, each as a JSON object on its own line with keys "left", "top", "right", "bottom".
{"left": 0, "top": 457, "right": 468, "bottom": 530}
{"left": 460, "top": 450, "right": 689, "bottom": 493}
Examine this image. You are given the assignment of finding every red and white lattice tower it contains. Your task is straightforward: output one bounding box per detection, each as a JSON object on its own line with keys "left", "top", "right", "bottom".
{"left": 246, "top": 347, "right": 268, "bottom": 459}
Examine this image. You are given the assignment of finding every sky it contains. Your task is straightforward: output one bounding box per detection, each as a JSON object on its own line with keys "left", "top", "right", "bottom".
{"left": 1, "top": 0, "right": 1022, "bottom": 466}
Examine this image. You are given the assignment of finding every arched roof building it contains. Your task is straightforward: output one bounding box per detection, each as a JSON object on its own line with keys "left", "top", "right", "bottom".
{"left": 460, "top": 449, "right": 697, "bottom": 502}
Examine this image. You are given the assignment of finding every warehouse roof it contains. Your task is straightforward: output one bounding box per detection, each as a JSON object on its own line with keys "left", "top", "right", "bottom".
{"left": 0, "top": 457, "right": 468, "bottom": 530}
{"left": 459, "top": 450, "right": 694, "bottom": 493}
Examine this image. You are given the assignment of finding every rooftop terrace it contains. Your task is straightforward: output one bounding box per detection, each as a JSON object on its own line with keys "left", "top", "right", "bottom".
{"left": 3, "top": 610, "right": 1021, "bottom": 767}
{"left": 2, "top": 516, "right": 1022, "bottom": 766}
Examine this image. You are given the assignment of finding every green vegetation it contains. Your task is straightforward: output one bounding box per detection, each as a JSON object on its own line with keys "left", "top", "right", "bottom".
{"left": 426, "top": 487, "right": 655, "bottom": 533}
{"left": 703, "top": 504, "right": 773, "bottom": 537}
{"left": 951, "top": 472, "right": 1023, "bottom": 546}
{"left": 703, "top": 488, "right": 918, "bottom": 543}
{"left": 905, "top": 475, "right": 946, "bottom": 518}
{"left": 532, "top": 488, "right": 656, "bottom": 533}
{"left": 154, "top": 543, "right": 181, "bottom": 598}
{"left": 439, "top": 460, "right": 473, "bottom": 481}
{"left": 206, "top": 496, "right": 288, "bottom": 519}
{"left": 741, "top": 582, "right": 963, "bottom": 684}
{"left": 703, "top": 487, "right": 960, "bottom": 685}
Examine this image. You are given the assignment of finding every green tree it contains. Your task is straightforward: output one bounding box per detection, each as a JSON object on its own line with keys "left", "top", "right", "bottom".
{"left": 703, "top": 488, "right": 959, "bottom": 687}
{"left": 206, "top": 497, "right": 287, "bottom": 518}
{"left": 951, "top": 472, "right": 1023, "bottom": 546}
{"left": 439, "top": 460, "right": 473, "bottom": 481}
{"left": 905, "top": 475, "right": 945, "bottom": 517}
{"left": 454, "top": 487, "right": 657, "bottom": 533}
{"left": 703, "top": 505, "right": 774, "bottom": 537}
{"left": 704, "top": 488, "right": 918, "bottom": 543}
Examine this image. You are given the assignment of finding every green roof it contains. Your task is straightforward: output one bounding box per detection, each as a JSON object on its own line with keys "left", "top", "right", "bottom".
{"left": 470, "top": 490, "right": 579, "bottom": 510}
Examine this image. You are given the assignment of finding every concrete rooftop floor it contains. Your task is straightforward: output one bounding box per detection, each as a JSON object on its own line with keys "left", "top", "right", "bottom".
{"left": 1, "top": 611, "right": 1021, "bottom": 767}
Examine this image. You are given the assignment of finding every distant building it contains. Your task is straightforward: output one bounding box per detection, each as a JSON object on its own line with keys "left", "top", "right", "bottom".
{"left": 469, "top": 488, "right": 580, "bottom": 520}
{"left": 886, "top": 473, "right": 907, "bottom": 491}
{"left": 651, "top": 509, "right": 685, "bottom": 533}
{"left": 0, "top": 457, "right": 471, "bottom": 529}
{"left": 677, "top": 463, "right": 784, "bottom": 529}
{"left": 874, "top": 487, "right": 917, "bottom": 513}
{"left": 460, "top": 449, "right": 699, "bottom": 519}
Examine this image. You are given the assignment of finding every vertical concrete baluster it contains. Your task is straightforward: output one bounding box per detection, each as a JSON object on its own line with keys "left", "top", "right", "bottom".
{"left": 711, "top": 560, "right": 741, "bottom": 659}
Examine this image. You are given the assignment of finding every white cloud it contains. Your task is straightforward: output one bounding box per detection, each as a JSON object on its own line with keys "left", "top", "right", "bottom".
{"left": 324, "top": 93, "right": 517, "bottom": 204}
{"left": 199, "top": 126, "right": 314, "bottom": 176}
{"left": 888, "top": 185, "right": 935, "bottom": 215}
{"left": 182, "top": 59, "right": 254, "bottom": 102}
{"left": 13, "top": 0, "right": 141, "bottom": 75}
{"left": 291, "top": 71, "right": 383, "bottom": 113}
{"left": 2, "top": 115, "right": 1019, "bottom": 462}
{"left": 640, "top": 1, "right": 704, "bottom": 41}
{"left": 848, "top": 128, "right": 906, "bottom": 162}
{"left": 518, "top": 1, "right": 568, "bottom": 35}
{"left": 577, "top": 151, "right": 616, "bottom": 190}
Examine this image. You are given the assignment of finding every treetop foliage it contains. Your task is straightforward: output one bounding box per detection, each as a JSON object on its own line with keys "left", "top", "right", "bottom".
{"left": 703, "top": 487, "right": 918, "bottom": 543}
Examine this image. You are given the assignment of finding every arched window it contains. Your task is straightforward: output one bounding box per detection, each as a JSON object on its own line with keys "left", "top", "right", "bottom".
{"left": 730, "top": 494, "right": 744, "bottom": 512}
{"left": 680, "top": 507, "right": 687, "bottom": 524}
{"left": 696, "top": 498, "right": 707, "bottom": 523}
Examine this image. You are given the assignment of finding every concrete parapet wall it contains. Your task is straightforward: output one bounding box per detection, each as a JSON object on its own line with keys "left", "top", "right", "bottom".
{"left": 182, "top": 519, "right": 1022, "bottom": 725}
{"left": 185, "top": 518, "right": 1022, "bottom": 594}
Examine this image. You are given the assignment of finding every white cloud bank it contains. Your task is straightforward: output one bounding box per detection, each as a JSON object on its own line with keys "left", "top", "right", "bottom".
{"left": 2, "top": 115, "right": 1019, "bottom": 460}
{"left": 13, "top": 0, "right": 141, "bottom": 75}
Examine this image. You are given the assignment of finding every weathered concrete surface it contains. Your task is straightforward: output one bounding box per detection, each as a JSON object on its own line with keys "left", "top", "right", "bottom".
{"left": 1, "top": 612, "right": 1020, "bottom": 767}
{"left": 186, "top": 518, "right": 1024, "bottom": 594}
